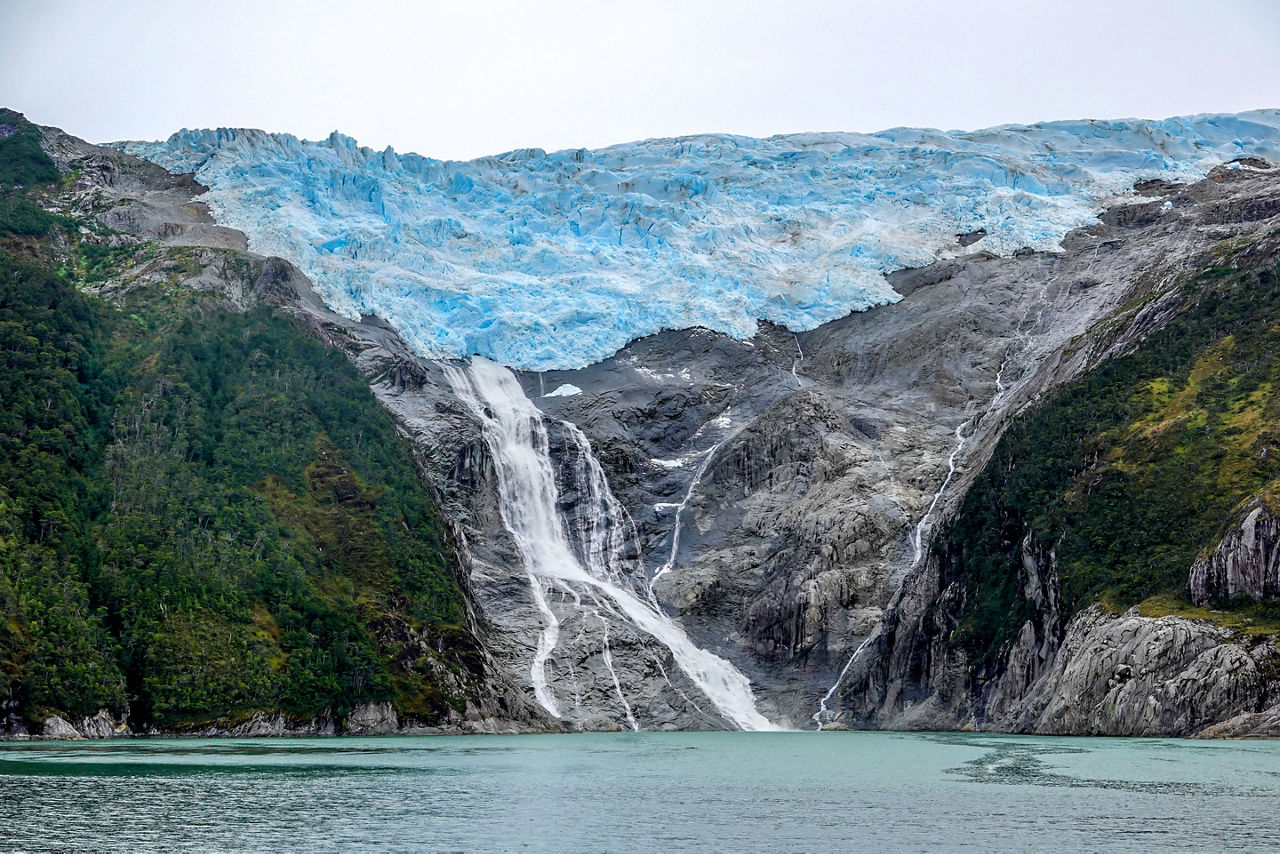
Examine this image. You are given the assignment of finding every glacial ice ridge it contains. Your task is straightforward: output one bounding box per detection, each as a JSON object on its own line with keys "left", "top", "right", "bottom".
{"left": 120, "top": 111, "right": 1280, "bottom": 370}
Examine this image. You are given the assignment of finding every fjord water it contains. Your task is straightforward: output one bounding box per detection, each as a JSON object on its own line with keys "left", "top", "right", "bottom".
{"left": 3, "top": 733, "right": 1279, "bottom": 851}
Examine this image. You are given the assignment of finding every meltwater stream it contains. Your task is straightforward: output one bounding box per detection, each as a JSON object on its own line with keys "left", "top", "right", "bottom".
{"left": 443, "top": 357, "right": 777, "bottom": 731}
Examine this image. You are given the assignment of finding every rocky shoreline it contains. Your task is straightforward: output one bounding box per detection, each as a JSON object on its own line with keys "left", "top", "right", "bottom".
{"left": 0, "top": 701, "right": 565, "bottom": 741}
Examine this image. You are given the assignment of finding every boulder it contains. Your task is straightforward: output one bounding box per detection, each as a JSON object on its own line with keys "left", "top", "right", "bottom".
{"left": 41, "top": 715, "right": 81, "bottom": 739}
{"left": 344, "top": 702, "right": 398, "bottom": 736}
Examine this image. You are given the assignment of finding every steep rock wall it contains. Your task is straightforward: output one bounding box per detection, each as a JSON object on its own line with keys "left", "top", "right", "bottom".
{"left": 1191, "top": 499, "right": 1280, "bottom": 605}
{"left": 830, "top": 163, "right": 1280, "bottom": 735}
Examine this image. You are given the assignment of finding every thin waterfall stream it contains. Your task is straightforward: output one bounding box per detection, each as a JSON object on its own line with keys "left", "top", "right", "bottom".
{"left": 810, "top": 268, "right": 1065, "bottom": 728}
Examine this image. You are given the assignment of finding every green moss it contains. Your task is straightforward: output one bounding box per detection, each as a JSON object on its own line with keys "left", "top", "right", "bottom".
{"left": 1136, "top": 594, "right": 1280, "bottom": 636}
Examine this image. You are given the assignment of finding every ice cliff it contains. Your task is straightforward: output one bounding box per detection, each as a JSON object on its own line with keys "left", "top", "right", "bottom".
{"left": 121, "top": 111, "right": 1280, "bottom": 370}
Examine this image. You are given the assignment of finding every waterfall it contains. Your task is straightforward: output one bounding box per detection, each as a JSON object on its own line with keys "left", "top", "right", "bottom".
{"left": 811, "top": 628, "right": 879, "bottom": 731}
{"left": 649, "top": 435, "right": 731, "bottom": 596}
{"left": 911, "top": 416, "right": 973, "bottom": 567}
{"left": 811, "top": 416, "right": 974, "bottom": 730}
{"left": 813, "top": 271, "right": 1062, "bottom": 727}
{"left": 444, "top": 357, "right": 778, "bottom": 731}
{"left": 563, "top": 422, "right": 635, "bottom": 588}
{"left": 791, "top": 334, "right": 804, "bottom": 388}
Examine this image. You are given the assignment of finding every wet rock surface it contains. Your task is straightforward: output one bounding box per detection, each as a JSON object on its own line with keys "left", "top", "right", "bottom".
{"left": 824, "top": 164, "right": 1280, "bottom": 734}
{"left": 22, "top": 121, "right": 552, "bottom": 738}
{"left": 314, "top": 159, "right": 1280, "bottom": 733}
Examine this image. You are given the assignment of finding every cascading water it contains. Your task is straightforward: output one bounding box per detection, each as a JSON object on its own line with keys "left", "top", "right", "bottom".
{"left": 911, "top": 416, "right": 974, "bottom": 567}
{"left": 792, "top": 334, "right": 805, "bottom": 388}
{"left": 649, "top": 434, "right": 733, "bottom": 596}
{"left": 811, "top": 416, "right": 974, "bottom": 730}
{"left": 811, "top": 629, "right": 879, "bottom": 731}
{"left": 562, "top": 422, "right": 637, "bottom": 588}
{"left": 444, "top": 357, "right": 778, "bottom": 731}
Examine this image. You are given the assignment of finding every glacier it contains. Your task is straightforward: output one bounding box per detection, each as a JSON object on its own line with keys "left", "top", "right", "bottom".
{"left": 120, "top": 111, "right": 1280, "bottom": 370}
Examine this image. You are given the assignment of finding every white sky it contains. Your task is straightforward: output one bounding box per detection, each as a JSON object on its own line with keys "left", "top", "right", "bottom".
{"left": 3, "top": 0, "right": 1279, "bottom": 161}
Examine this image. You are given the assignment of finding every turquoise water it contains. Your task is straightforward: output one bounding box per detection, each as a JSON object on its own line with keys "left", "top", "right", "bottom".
{"left": 1, "top": 731, "right": 1278, "bottom": 851}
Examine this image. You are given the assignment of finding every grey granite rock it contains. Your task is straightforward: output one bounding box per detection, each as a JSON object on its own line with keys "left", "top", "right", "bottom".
{"left": 995, "top": 606, "right": 1275, "bottom": 736}
{"left": 36, "top": 117, "right": 1280, "bottom": 736}
{"left": 344, "top": 702, "right": 399, "bottom": 736}
{"left": 1190, "top": 499, "right": 1280, "bottom": 605}
{"left": 27, "top": 120, "right": 554, "bottom": 737}
{"left": 1196, "top": 703, "right": 1280, "bottom": 738}
{"left": 41, "top": 716, "right": 81, "bottom": 739}
{"left": 78, "top": 709, "right": 127, "bottom": 739}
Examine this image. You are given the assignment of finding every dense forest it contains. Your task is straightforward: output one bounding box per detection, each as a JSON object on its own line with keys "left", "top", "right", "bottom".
{"left": 937, "top": 240, "right": 1280, "bottom": 667}
{"left": 0, "top": 110, "right": 480, "bottom": 731}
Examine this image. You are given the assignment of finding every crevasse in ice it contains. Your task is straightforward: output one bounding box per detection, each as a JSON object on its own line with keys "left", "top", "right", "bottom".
{"left": 120, "top": 111, "right": 1280, "bottom": 370}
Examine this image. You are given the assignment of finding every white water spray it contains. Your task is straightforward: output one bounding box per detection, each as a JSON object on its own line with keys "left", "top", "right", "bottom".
{"left": 792, "top": 334, "right": 805, "bottom": 388}
{"left": 445, "top": 357, "right": 777, "bottom": 731}
{"left": 595, "top": 612, "right": 639, "bottom": 731}
{"left": 563, "top": 423, "right": 636, "bottom": 588}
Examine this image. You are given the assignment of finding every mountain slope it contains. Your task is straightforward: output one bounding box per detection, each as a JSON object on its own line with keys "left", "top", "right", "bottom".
{"left": 0, "top": 110, "right": 535, "bottom": 736}
{"left": 10, "top": 107, "right": 1280, "bottom": 736}
{"left": 833, "top": 169, "right": 1280, "bottom": 735}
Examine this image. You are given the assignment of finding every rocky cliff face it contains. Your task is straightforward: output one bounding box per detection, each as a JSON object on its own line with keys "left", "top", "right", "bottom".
{"left": 823, "top": 164, "right": 1280, "bottom": 735}
{"left": 1191, "top": 499, "right": 1280, "bottom": 605}
{"left": 830, "top": 501, "right": 1280, "bottom": 739}
{"left": 994, "top": 607, "right": 1277, "bottom": 736}
{"left": 41, "top": 122, "right": 749, "bottom": 733}
{"left": 6, "top": 119, "right": 546, "bottom": 738}
{"left": 526, "top": 160, "right": 1280, "bottom": 730}
{"left": 335, "top": 155, "right": 1280, "bottom": 733}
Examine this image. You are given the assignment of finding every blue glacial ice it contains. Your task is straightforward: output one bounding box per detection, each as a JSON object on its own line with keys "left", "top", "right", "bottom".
{"left": 120, "top": 111, "right": 1280, "bottom": 370}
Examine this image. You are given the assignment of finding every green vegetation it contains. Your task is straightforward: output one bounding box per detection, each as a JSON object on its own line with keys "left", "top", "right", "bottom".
{"left": 0, "top": 109, "right": 58, "bottom": 187}
{"left": 0, "top": 109, "right": 64, "bottom": 237}
{"left": 0, "top": 112, "right": 474, "bottom": 729}
{"left": 1134, "top": 594, "right": 1280, "bottom": 636}
{"left": 940, "top": 249, "right": 1280, "bottom": 666}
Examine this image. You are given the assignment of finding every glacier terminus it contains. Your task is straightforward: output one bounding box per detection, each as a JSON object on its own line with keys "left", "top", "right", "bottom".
{"left": 121, "top": 111, "right": 1280, "bottom": 371}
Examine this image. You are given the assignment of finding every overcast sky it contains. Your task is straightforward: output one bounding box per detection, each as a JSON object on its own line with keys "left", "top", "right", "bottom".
{"left": 3, "top": 0, "right": 1279, "bottom": 161}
